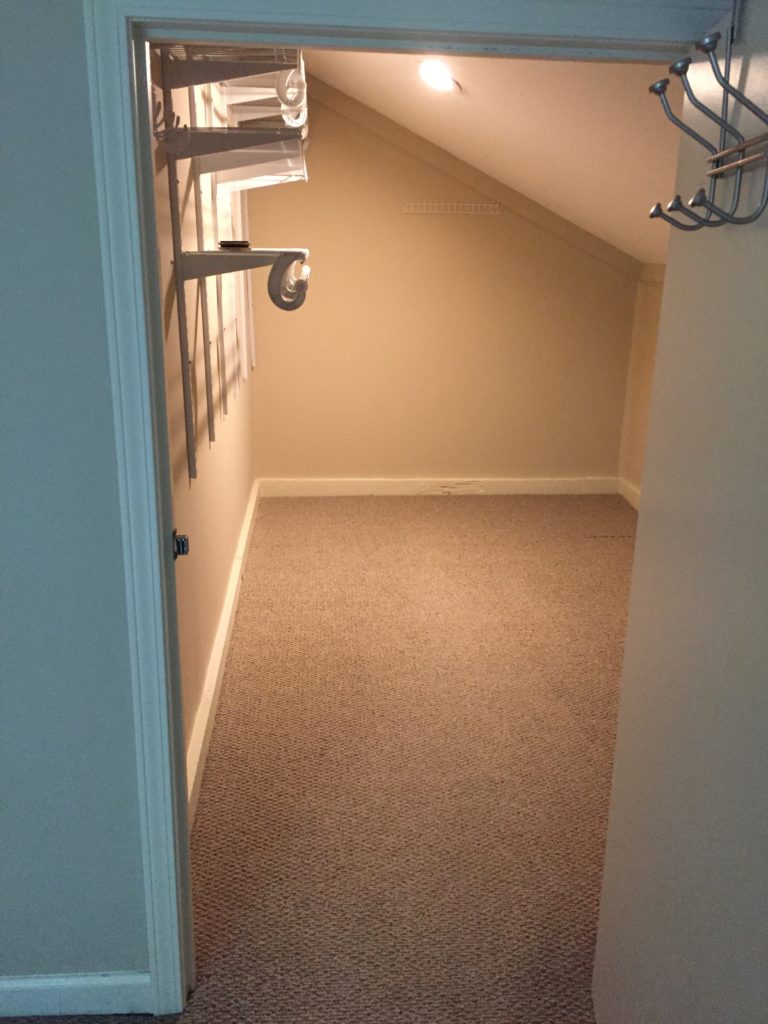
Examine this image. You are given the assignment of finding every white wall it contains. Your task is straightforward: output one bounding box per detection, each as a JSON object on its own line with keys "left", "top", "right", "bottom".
{"left": 249, "top": 86, "right": 638, "bottom": 489}
{"left": 594, "top": 2, "right": 768, "bottom": 1019}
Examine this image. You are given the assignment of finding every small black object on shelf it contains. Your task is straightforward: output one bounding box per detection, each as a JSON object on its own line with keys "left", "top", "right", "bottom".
{"left": 218, "top": 239, "right": 251, "bottom": 249}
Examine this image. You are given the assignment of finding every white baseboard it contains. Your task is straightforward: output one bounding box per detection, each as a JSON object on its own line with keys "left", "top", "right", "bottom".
{"left": 0, "top": 971, "right": 152, "bottom": 1016}
{"left": 186, "top": 480, "right": 260, "bottom": 826}
{"left": 618, "top": 477, "right": 641, "bottom": 510}
{"left": 259, "top": 476, "right": 620, "bottom": 498}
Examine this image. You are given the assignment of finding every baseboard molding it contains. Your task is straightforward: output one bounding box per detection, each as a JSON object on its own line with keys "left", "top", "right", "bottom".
{"left": 618, "top": 477, "right": 641, "bottom": 510}
{"left": 186, "top": 480, "right": 260, "bottom": 826}
{"left": 0, "top": 971, "right": 152, "bottom": 1017}
{"left": 259, "top": 477, "right": 620, "bottom": 498}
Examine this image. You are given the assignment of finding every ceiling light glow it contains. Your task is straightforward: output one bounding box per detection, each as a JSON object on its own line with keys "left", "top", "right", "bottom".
{"left": 419, "top": 59, "right": 459, "bottom": 93}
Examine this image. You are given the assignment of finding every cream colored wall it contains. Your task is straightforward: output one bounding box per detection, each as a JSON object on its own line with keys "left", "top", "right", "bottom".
{"left": 248, "top": 86, "right": 641, "bottom": 485}
{"left": 154, "top": 87, "right": 257, "bottom": 749}
{"left": 618, "top": 267, "right": 665, "bottom": 502}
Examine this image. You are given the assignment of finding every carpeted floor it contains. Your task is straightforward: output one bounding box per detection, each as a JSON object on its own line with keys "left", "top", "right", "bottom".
{"left": 12, "top": 495, "right": 636, "bottom": 1024}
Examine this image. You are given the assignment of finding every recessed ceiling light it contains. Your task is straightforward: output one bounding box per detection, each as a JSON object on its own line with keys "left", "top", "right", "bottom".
{"left": 419, "top": 59, "right": 460, "bottom": 93}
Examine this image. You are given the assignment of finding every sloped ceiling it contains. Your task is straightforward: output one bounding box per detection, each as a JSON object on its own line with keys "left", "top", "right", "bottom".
{"left": 305, "top": 50, "right": 682, "bottom": 264}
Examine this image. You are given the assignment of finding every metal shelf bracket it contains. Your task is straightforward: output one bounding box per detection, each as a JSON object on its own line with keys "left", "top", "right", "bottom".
{"left": 180, "top": 248, "right": 309, "bottom": 281}
{"left": 155, "top": 44, "right": 311, "bottom": 481}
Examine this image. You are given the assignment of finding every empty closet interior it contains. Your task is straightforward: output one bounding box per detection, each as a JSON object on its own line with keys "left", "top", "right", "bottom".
{"left": 149, "top": 42, "right": 676, "bottom": 751}
{"left": 146, "top": 39, "right": 683, "bottom": 1019}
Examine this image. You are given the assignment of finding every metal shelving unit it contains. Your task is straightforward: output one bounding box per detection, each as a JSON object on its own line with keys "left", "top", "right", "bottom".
{"left": 155, "top": 44, "right": 311, "bottom": 479}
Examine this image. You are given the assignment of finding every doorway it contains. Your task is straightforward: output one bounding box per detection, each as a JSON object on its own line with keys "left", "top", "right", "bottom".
{"left": 138, "top": 33, "right": 676, "bottom": 1023}
{"left": 83, "top": 8, "right": 708, "bottom": 1015}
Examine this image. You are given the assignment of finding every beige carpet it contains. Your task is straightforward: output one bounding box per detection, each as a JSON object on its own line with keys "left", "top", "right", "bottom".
{"left": 13, "top": 495, "right": 636, "bottom": 1024}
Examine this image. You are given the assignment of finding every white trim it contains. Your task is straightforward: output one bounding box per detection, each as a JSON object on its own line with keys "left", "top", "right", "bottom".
{"left": 135, "top": 2, "right": 731, "bottom": 62}
{"left": 83, "top": 8, "right": 193, "bottom": 1013}
{"left": 260, "top": 476, "right": 620, "bottom": 497}
{"left": 0, "top": 972, "right": 152, "bottom": 1017}
{"left": 618, "top": 477, "right": 642, "bottom": 510}
{"left": 186, "top": 481, "right": 260, "bottom": 825}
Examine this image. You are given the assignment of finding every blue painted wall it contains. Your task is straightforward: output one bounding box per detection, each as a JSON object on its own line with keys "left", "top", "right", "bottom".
{"left": 0, "top": 0, "right": 149, "bottom": 975}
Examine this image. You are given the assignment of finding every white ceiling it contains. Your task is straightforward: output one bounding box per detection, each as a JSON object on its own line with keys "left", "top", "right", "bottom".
{"left": 305, "top": 49, "right": 682, "bottom": 264}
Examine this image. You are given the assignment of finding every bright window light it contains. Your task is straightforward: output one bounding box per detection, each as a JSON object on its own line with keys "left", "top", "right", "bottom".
{"left": 419, "top": 59, "right": 459, "bottom": 93}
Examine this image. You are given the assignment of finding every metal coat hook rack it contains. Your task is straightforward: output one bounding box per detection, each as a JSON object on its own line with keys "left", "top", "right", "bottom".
{"left": 649, "top": 28, "right": 768, "bottom": 231}
{"left": 154, "top": 45, "right": 311, "bottom": 479}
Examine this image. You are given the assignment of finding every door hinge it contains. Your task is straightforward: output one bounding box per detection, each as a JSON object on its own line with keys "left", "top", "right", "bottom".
{"left": 172, "top": 529, "right": 190, "bottom": 559}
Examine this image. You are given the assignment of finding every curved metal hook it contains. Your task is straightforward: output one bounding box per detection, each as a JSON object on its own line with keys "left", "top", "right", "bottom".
{"left": 697, "top": 32, "right": 768, "bottom": 127}
{"left": 649, "top": 202, "right": 704, "bottom": 231}
{"left": 657, "top": 63, "right": 732, "bottom": 226}
{"left": 689, "top": 164, "right": 768, "bottom": 224}
{"left": 691, "top": 157, "right": 746, "bottom": 225}
{"left": 650, "top": 31, "right": 768, "bottom": 232}
{"left": 267, "top": 253, "right": 310, "bottom": 311}
{"left": 669, "top": 57, "right": 744, "bottom": 145}
{"left": 666, "top": 194, "right": 725, "bottom": 227}
{"left": 649, "top": 78, "right": 718, "bottom": 154}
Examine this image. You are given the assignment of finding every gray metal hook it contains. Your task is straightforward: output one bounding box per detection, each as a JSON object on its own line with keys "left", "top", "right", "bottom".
{"left": 649, "top": 201, "right": 705, "bottom": 231}
{"left": 689, "top": 167, "right": 768, "bottom": 224}
{"left": 649, "top": 75, "right": 721, "bottom": 226}
{"left": 649, "top": 78, "right": 719, "bottom": 154}
{"left": 650, "top": 26, "right": 768, "bottom": 232}
{"left": 666, "top": 195, "right": 725, "bottom": 227}
{"left": 668, "top": 57, "right": 744, "bottom": 145}
{"left": 688, "top": 152, "right": 747, "bottom": 226}
{"left": 697, "top": 32, "right": 768, "bottom": 127}
{"left": 267, "top": 253, "right": 310, "bottom": 311}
